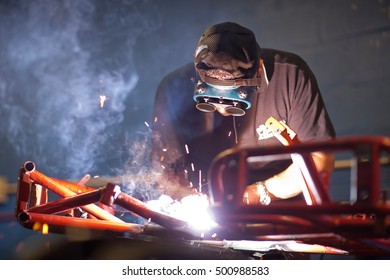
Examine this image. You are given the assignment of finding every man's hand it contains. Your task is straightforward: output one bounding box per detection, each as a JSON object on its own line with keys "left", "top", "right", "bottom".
{"left": 243, "top": 181, "right": 271, "bottom": 205}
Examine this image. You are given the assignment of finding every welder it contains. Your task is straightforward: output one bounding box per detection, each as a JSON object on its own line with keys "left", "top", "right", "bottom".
{"left": 151, "top": 22, "right": 335, "bottom": 204}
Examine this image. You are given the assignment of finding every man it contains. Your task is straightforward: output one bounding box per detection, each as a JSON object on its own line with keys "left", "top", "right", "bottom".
{"left": 151, "top": 22, "right": 335, "bottom": 204}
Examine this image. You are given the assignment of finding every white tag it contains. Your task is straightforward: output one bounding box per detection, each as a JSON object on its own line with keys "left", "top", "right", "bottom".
{"left": 256, "top": 124, "right": 274, "bottom": 140}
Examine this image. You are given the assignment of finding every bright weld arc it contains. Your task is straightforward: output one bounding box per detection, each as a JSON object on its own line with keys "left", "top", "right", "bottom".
{"left": 178, "top": 195, "right": 217, "bottom": 231}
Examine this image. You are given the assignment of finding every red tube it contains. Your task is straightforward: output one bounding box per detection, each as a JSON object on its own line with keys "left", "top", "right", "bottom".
{"left": 23, "top": 161, "right": 124, "bottom": 223}
{"left": 115, "top": 192, "right": 188, "bottom": 229}
{"left": 28, "top": 188, "right": 103, "bottom": 215}
{"left": 18, "top": 211, "right": 143, "bottom": 234}
{"left": 15, "top": 166, "right": 31, "bottom": 215}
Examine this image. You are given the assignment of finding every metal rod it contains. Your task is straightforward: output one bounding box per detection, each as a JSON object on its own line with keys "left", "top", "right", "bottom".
{"left": 114, "top": 191, "right": 188, "bottom": 229}
{"left": 28, "top": 188, "right": 103, "bottom": 215}
{"left": 18, "top": 211, "right": 143, "bottom": 234}
{"left": 23, "top": 161, "right": 124, "bottom": 223}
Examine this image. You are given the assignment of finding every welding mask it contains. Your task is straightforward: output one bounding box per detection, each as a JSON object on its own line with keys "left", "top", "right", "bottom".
{"left": 193, "top": 22, "right": 262, "bottom": 116}
{"left": 193, "top": 80, "right": 256, "bottom": 116}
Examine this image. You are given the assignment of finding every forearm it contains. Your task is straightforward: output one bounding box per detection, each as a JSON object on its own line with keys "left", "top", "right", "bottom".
{"left": 244, "top": 152, "right": 335, "bottom": 203}
{"left": 266, "top": 151, "right": 334, "bottom": 199}
{"left": 264, "top": 162, "right": 305, "bottom": 199}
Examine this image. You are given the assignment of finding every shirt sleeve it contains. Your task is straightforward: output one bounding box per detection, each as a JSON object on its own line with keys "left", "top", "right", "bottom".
{"left": 287, "top": 60, "right": 335, "bottom": 142}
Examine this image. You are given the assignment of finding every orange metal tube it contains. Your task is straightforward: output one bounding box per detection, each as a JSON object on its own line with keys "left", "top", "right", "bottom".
{"left": 28, "top": 188, "right": 103, "bottom": 214}
{"left": 51, "top": 178, "right": 95, "bottom": 194}
{"left": 115, "top": 192, "right": 188, "bottom": 229}
{"left": 16, "top": 166, "right": 31, "bottom": 215}
{"left": 18, "top": 211, "right": 142, "bottom": 234}
{"left": 23, "top": 161, "right": 124, "bottom": 223}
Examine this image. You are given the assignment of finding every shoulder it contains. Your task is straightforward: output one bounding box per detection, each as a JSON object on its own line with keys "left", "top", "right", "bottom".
{"left": 158, "top": 63, "right": 196, "bottom": 91}
{"left": 154, "top": 63, "right": 197, "bottom": 113}
{"left": 261, "top": 48, "right": 309, "bottom": 68}
{"left": 260, "top": 48, "right": 313, "bottom": 80}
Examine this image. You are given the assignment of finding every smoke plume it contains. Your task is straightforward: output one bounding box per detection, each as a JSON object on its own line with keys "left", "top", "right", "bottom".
{"left": 0, "top": 0, "right": 160, "bottom": 179}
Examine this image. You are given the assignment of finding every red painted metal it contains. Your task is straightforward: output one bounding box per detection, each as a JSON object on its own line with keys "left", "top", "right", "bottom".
{"left": 114, "top": 190, "right": 188, "bottom": 229}
{"left": 18, "top": 211, "right": 143, "bottom": 234}
{"left": 19, "top": 161, "right": 123, "bottom": 223}
{"left": 27, "top": 188, "right": 103, "bottom": 215}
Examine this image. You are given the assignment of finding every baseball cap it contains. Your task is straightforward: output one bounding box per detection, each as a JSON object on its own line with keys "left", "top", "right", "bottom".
{"left": 194, "top": 22, "right": 261, "bottom": 86}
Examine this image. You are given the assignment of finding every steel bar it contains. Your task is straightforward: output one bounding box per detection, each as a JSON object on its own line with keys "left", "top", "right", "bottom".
{"left": 22, "top": 161, "right": 123, "bottom": 223}
{"left": 27, "top": 188, "right": 103, "bottom": 215}
{"left": 114, "top": 190, "right": 188, "bottom": 229}
{"left": 18, "top": 211, "right": 143, "bottom": 234}
{"left": 265, "top": 116, "right": 330, "bottom": 205}
{"left": 51, "top": 178, "right": 95, "bottom": 194}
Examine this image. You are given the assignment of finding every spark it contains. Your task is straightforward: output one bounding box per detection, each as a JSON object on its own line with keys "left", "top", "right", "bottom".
{"left": 185, "top": 144, "right": 189, "bottom": 154}
{"left": 191, "top": 163, "right": 195, "bottom": 172}
{"left": 42, "top": 223, "right": 49, "bottom": 235}
{"left": 162, "top": 148, "right": 167, "bottom": 152}
{"left": 228, "top": 131, "right": 232, "bottom": 137}
{"left": 144, "top": 121, "right": 150, "bottom": 127}
{"left": 99, "top": 95, "right": 108, "bottom": 108}
{"left": 32, "top": 222, "right": 41, "bottom": 231}
{"left": 199, "top": 170, "right": 202, "bottom": 192}
{"left": 32, "top": 222, "right": 49, "bottom": 234}
{"left": 154, "top": 116, "right": 158, "bottom": 123}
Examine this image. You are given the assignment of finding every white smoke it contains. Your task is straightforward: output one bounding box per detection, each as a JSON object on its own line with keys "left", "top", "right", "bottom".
{"left": 0, "top": 0, "right": 160, "bottom": 178}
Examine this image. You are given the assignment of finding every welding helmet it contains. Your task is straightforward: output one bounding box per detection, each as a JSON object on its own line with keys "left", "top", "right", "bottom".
{"left": 193, "top": 22, "right": 262, "bottom": 116}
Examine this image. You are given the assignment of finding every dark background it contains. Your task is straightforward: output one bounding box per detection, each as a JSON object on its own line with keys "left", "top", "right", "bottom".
{"left": 0, "top": 0, "right": 389, "bottom": 259}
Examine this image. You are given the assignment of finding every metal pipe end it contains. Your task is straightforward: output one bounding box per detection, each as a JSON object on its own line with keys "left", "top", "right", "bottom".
{"left": 18, "top": 211, "right": 31, "bottom": 223}
{"left": 23, "top": 161, "right": 36, "bottom": 172}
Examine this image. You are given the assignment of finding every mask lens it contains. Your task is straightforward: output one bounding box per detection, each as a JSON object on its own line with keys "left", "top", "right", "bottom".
{"left": 225, "top": 103, "right": 246, "bottom": 116}
{"left": 196, "top": 102, "right": 216, "bottom": 112}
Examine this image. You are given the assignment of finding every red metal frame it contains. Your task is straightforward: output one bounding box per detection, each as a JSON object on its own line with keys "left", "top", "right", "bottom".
{"left": 208, "top": 135, "right": 390, "bottom": 256}
{"left": 16, "top": 161, "right": 190, "bottom": 236}
{"left": 14, "top": 135, "right": 390, "bottom": 257}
